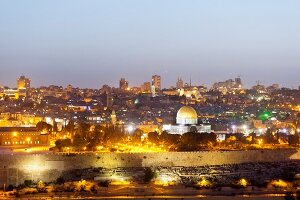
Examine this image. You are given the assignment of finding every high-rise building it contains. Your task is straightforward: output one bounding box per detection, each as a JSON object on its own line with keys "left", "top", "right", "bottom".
{"left": 152, "top": 75, "right": 161, "bottom": 91}
{"left": 17, "top": 76, "right": 31, "bottom": 90}
{"left": 66, "top": 84, "right": 74, "bottom": 93}
{"left": 119, "top": 78, "right": 128, "bottom": 91}
{"left": 17, "top": 76, "right": 31, "bottom": 98}
{"left": 106, "top": 93, "right": 113, "bottom": 108}
{"left": 141, "top": 82, "right": 151, "bottom": 93}
{"left": 176, "top": 78, "right": 183, "bottom": 89}
{"left": 235, "top": 77, "right": 241, "bottom": 85}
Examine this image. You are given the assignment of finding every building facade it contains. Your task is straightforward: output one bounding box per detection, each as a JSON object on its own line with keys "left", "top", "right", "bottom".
{"left": 152, "top": 75, "right": 161, "bottom": 92}
{"left": 163, "top": 106, "right": 211, "bottom": 135}
{"left": 0, "top": 127, "right": 49, "bottom": 147}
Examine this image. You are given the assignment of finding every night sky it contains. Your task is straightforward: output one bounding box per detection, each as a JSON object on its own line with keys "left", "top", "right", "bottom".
{"left": 0, "top": 0, "right": 299, "bottom": 88}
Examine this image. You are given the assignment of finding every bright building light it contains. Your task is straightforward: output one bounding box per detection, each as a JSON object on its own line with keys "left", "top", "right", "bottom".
{"left": 154, "top": 174, "right": 176, "bottom": 186}
{"left": 282, "top": 128, "right": 287, "bottom": 133}
{"left": 196, "top": 178, "right": 212, "bottom": 187}
{"left": 238, "top": 178, "right": 248, "bottom": 187}
{"left": 270, "top": 179, "right": 289, "bottom": 188}
{"left": 257, "top": 139, "right": 263, "bottom": 145}
{"left": 127, "top": 125, "right": 134, "bottom": 133}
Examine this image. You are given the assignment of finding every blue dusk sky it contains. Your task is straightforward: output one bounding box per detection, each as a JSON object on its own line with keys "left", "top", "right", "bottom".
{"left": 0, "top": 0, "right": 299, "bottom": 88}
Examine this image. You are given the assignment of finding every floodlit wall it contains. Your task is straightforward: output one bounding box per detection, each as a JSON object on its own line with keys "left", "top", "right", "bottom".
{"left": 0, "top": 149, "right": 299, "bottom": 186}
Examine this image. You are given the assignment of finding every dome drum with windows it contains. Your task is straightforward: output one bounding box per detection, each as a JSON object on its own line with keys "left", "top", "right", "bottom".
{"left": 176, "top": 106, "right": 198, "bottom": 125}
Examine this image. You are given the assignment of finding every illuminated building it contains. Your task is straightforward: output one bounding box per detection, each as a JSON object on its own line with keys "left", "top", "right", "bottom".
{"left": 252, "top": 83, "right": 266, "bottom": 93}
{"left": 119, "top": 78, "right": 129, "bottom": 91}
{"left": 176, "top": 78, "right": 183, "bottom": 89}
{"left": 66, "top": 84, "right": 74, "bottom": 93}
{"left": 0, "top": 76, "right": 31, "bottom": 100}
{"left": 0, "top": 127, "right": 49, "bottom": 147}
{"left": 2, "top": 89, "right": 19, "bottom": 100}
{"left": 0, "top": 112, "right": 43, "bottom": 127}
{"left": 17, "top": 76, "right": 31, "bottom": 98}
{"left": 151, "top": 85, "right": 156, "bottom": 97}
{"left": 163, "top": 106, "right": 211, "bottom": 135}
{"left": 106, "top": 92, "right": 114, "bottom": 108}
{"left": 212, "top": 77, "right": 243, "bottom": 94}
{"left": 141, "top": 82, "right": 151, "bottom": 93}
{"left": 176, "top": 106, "right": 198, "bottom": 125}
{"left": 17, "top": 76, "right": 31, "bottom": 90}
{"left": 111, "top": 110, "right": 117, "bottom": 125}
{"left": 152, "top": 75, "right": 161, "bottom": 92}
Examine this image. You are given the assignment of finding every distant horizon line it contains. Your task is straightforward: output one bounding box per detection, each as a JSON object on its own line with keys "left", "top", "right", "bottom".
{"left": 1, "top": 75, "right": 299, "bottom": 90}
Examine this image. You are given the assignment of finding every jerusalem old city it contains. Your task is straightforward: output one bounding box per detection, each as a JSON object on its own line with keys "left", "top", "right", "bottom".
{"left": 0, "top": 1, "right": 300, "bottom": 199}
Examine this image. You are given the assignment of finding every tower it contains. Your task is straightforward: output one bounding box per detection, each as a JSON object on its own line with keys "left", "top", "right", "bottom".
{"left": 106, "top": 93, "right": 113, "bottom": 108}
{"left": 176, "top": 78, "right": 183, "bottom": 89}
{"left": 119, "top": 78, "right": 128, "bottom": 91}
{"left": 17, "top": 76, "right": 31, "bottom": 98}
{"left": 111, "top": 110, "right": 117, "bottom": 125}
{"left": 152, "top": 75, "right": 161, "bottom": 92}
{"left": 17, "top": 75, "right": 31, "bottom": 90}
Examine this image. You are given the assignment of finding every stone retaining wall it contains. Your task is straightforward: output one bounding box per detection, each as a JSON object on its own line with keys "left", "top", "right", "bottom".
{"left": 0, "top": 149, "right": 299, "bottom": 185}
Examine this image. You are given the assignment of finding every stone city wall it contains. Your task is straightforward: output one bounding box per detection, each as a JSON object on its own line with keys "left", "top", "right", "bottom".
{"left": 0, "top": 149, "right": 299, "bottom": 186}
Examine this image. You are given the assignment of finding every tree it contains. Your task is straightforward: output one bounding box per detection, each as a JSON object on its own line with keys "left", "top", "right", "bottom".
{"left": 131, "top": 128, "right": 143, "bottom": 143}
{"left": 144, "top": 168, "right": 156, "bottom": 183}
{"left": 56, "top": 177, "right": 65, "bottom": 184}
{"left": 55, "top": 139, "right": 72, "bottom": 150}
{"left": 36, "top": 121, "right": 52, "bottom": 132}
{"left": 264, "top": 128, "right": 277, "bottom": 144}
{"left": 6, "top": 185, "right": 14, "bottom": 191}
{"left": 288, "top": 134, "right": 299, "bottom": 146}
{"left": 178, "top": 132, "right": 202, "bottom": 151}
{"left": 148, "top": 131, "right": 160, "bottom": 143}
{"left": 87, "top": 125, "right": 104, "bottom": 150}
{"left": 53, "top": 121, "right": 58, "bottom": 132}
{"left": 24, "top": 180, "right": 34, "bottom": 187}
{"left": 73, "top": 134, "right": 86, "bottom": 151}
{"left": 249, "top": 132, "right": 256, "bottom": 144}
{"left": 65, "top": 120, "right": 75, "bottom": 134}
{"left": 76, "top": 122, "right": 90, "bottom": 140}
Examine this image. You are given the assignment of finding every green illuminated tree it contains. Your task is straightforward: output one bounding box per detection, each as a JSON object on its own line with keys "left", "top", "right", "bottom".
{"left": 258, "top": 111, "right": 271, "bottom": 121}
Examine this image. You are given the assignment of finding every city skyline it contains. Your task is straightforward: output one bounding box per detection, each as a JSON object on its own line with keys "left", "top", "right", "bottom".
{"left": 0, "top": 0, "right": 300, "bottom": 88}
{"left": 0, "top": 75, "right": 296, "bottom": 90}
{"left": 1, "top": 1, "right": 300, "bottom": 198}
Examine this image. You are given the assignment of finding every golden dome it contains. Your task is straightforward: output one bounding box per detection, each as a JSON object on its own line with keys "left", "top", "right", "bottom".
{"left": 176, "top": 106, "right": 198, "bottom": 125}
